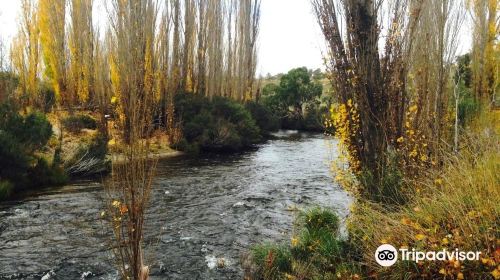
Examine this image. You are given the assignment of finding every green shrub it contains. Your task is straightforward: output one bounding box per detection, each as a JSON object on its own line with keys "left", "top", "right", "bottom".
{"left": 211, "top": 97, "right": 261, "bottom": 146}
{"left": 0, "top": 105, "right": 50, "bottom": 191}
{"left": 0, "top": 130, "right": 30, "bottom": 185}
{"left": 245, "top": 101, "right": 280, "bottom": 134}
{"left": 251, "top": 244, "right": 292, "bottom": 280}
{"left": 62, "top": 114, "right": 97, "bottom": 133}
{"left": 298, "top": 207, "right": 340, "bottom": 234}
{"left": 247, "top": 208, "right": 359, "bottom": 280}
{"left": 302, "top": 104, "right": 328, "bottom": 132}
{"left": 174, "top": 94, "right": 262, "bottom": 153}
{"left": 29, "top": 157, "right": 68, "bottom": 186}
{"left": 19, "top": 112, "right": 53, "bottom": 151}
{"left": 0, "top": 104, "right": 52, "bottom": 153}
{"left": 0, "top": 102, "right": 65, "bottom": 199}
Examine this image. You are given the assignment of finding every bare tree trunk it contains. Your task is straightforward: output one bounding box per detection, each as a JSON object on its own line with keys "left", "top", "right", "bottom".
{"left": 69, "top": 0, "right": 94, "bottom": 107}
{"left": 181, "top": 0, "right": 196, "bottom": 93}
{"left": 196, "top": 0, "right": 207, "bottom": 96}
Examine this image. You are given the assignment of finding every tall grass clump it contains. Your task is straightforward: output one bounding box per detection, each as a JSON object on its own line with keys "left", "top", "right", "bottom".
{"left": 246, "top": 208, "right": 361, "bottom": 280}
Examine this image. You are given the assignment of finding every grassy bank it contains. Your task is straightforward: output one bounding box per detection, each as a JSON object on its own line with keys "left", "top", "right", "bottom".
{"left": 246, "top": 111, "right": 499, "bottom": 279}
{"left": 348, "top": 114, "right": 499, "bottom": 279}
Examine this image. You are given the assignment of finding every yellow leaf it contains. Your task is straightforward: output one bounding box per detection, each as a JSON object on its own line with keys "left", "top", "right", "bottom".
{"left": 120, "top": 204, "right": 128, "bottom": 215}
{"left": 457, "top": 272, "right": 464, "bottom": 279}
{"left": 439, "top": 268, "right": 446, "bottom": 275}
{"left": 111, "top": 96, "right": 117, "bottom": 104}
{"left": 415, "top": 234, "right": 426, "bottom": 241}
{"left": 409, "top": 149, "right": 418, "bottom": 157}
{"left": 108, "top": 139, "right": 116, "bottom": 146}
{"left": 491, "top": 269, "right": 500, "bottom": 279}
{"left": 401, "top": 217, "right": 411, "bottom": 225}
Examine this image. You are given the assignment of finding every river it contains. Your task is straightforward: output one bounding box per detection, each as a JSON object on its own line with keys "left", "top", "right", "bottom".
{"left": 0, "top": 131, "right": 351, "bottom": 280}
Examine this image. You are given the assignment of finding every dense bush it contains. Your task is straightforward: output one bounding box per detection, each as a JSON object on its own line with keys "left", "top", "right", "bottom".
{"left": 0, "top": 103, "right": 66, "bottom": 199}
{"left": 174, "top": 94, "right": 262, "bottom": 153}
{"left": 29, "top": 157, "right": 68, "bottom": 187}
{"left": 62, "top": 114, "right": 97, "bottom": 133}
{"left": 0, "top": 106, "right": 52, "bottom": 153}
{"left": 0, "top": 130, "right": 31, "bottom": 189}
{"left": 245, "top": 101, "right": 280, "bottom": 134}
{"left": 302, "top": 104, "right": 328, "bottom": 132}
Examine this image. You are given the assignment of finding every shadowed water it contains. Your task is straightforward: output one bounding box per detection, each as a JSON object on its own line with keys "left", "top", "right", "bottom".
{"left": 0, "top": 131, "right": 351, "bottom": 280}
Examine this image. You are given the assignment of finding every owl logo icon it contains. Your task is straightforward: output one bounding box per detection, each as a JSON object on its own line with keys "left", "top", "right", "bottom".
{"left": 375, "top": 244, "right": 398, "bottom": 267}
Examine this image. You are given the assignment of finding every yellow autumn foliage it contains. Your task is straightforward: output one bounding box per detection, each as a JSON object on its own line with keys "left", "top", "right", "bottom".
{"left": 39, "top": 0, "right": 67, "bottom": 104}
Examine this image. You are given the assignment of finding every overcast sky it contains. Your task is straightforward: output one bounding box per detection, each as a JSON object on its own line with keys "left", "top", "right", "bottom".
{"left": 0, "top": 0, "right": 471, "bottom": 76}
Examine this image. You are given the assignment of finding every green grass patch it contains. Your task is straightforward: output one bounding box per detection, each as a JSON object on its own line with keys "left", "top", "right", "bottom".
{"left": 246, "top": 208, "right": 361, "bottom": 280}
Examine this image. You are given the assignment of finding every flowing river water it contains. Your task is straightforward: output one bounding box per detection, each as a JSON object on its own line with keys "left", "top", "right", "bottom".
{"left": 0, "top": 131, "right": 351, "bottom": 280}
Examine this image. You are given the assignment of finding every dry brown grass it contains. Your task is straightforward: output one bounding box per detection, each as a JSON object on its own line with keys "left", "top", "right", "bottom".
{"left": 347, "top": 111, "right": 500, "bottom": 279}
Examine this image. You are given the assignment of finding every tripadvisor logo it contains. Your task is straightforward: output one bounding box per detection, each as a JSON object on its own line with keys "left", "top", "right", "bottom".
{"left": 375, "top": 244, "right": 482, "bottom": 267}
{"left": 375, "top": 244, "right": 398, "bottom": 267}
